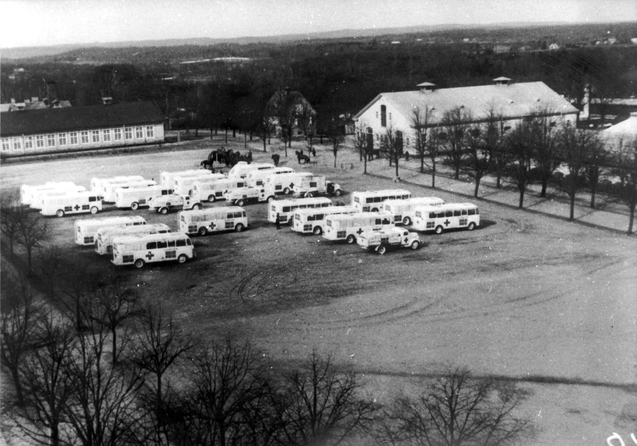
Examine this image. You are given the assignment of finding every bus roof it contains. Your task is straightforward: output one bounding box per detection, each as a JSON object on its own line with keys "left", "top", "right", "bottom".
{"left": 112, "top": 232, "right": 190, "bottom": 244}
{"left": 270, "top": 197, "right": 332, "bottom": 206}
{"left": 383, "top": 197, "right": 444, "bottom": 207}
{"left": 98, "top": 223, "right": 171, "bottom": 237}
{"left": 326, "top": 211, "right": 392, "bottom": 222}
{"left": 351, "top": 189, "right": 411, "bottom": 196}
{"left": 179, "top": 206, "right": 245, "bottom": 217}
{"left": 293, "top": 206, "right": 358, "bottom": 216}
{"left": 415, "top": 202, "right": 478, "bottom": 212}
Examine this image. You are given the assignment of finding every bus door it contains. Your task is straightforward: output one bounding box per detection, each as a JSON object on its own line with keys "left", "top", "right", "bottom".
{"left": 144, "top": 240, "right": 168, "bottom": 263}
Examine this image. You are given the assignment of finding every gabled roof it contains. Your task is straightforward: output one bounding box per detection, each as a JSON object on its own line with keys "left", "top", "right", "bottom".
{"left": 354, "top": 81, "right": 579, "bottom": 125}
{"left": 1, "top": 101, "right": 164, "bottom": 138}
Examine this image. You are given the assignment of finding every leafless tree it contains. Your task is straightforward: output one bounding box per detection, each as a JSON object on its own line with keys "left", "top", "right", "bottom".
{"left": 15, "top": 210, "right": 49, "bottom": 272}
{"left": 528, "top": 111, "right": 560, "bottom": 198}
{"left": 441, "top": 107, "right": 471, "bottom": 180}
{"left": 505, "top": 121, "right": 535, "bottom": 208}
{"left": 276, "top": 351, "right": 379, "bottom": 446}
{"left": 327, "top": 121, "right": 345, "bottom": 168}
{"left": 352, "top": 124, "right": 368, "bottom": 167}
{"left": 610, "top": 137, "right": 637, "bottom": 234}
{"left": 482, "top": 111, "right": 509, "bottom": 189}
{"left": 377, "top": 366, "right": 533, "bottom": 446}
{"left": 425, "top": 127, "right": 444, "bottom": 189}
{"left": 297, "top": 101, "right": 316, "bottom": 151}
{"left": 382, "top": 126, "right": 404, "bottom": 179}
{"left": 585, "top": 140, "right": 609, "bottom": 209}
{"left": 557, "top": 125, "right": 601, "bottom": 221}
{"left": 0, "top": 190, "right": 23, "bottom": 254}
{"left": 411, "top": 106, "right": 435, "bottom": 174}
{"left": 462, "top": 125, "right": 491, "bottom": 198}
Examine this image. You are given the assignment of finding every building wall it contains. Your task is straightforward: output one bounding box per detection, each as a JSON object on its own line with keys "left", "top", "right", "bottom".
{"left": 1, "top": 123, "right": 165, "bottom": 157}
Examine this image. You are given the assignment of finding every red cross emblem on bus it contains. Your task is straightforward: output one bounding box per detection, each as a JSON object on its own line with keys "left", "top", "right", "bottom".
{"left": 146, "top": 251, "right": 155, "bottom": 260}
{"left": 444, "top": 219, "right": 451, "bottom": 226}
{"left": 356, "top": 228, "right": 364, "bottom": 235}
{"left": 74, "top": 204, "right": 80, "bottom": 211}
{"left": 209, "top": 222, "right": 216, "bottom": 230}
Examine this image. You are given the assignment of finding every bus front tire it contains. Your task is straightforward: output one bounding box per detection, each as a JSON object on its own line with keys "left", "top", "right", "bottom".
{"left": 410, "top": 240, "right": 420, "bottom": 250}
{"left": 305, "top": 192, "right": 314, "bottom": 198}
{"left": 56, "top": 209, "right": 64, "bottom": 218}
{"left": 283, "top": 187, "right": 291, "bottom": 195}
{"left": 235, "top": 223, "right": 244, "bottom": 232}
{"left": 192, "top": 203, "right": 202, "bottom": 210}
{"left": 267, "top": 196, "right": 275, "bottom": 203}
{"left": 346, "top": 234, "right": 356, "bottom": 244}
{"left": 159, "top": 207, "right": 169, "bottom": 215}
{"left": 377, "top": 245, "right": 387, "bottom": 255}
{"left": 334, "top": 190, "right": 342, "bottom": 197}
{"left": 134, "top": 259, "right": 145, "bottom": 269}
{"left": 467, "top": 222, "right": 476, "bottom": 231}
{"left": 131, "top": 202, "right": 139, "bottom": 210}
{"left": 313, "top": 226, "right": 322, "bottom": 235}
{"left": 236, "top": 199, "right": 245, "bottom": 206}
{"left": 198, "top": 227, "right": 208, "bottom": 236}
{"left": 434, "top": 226, "right": 444, "bottom": 235}
{"left": 90, "top": 206, "right": 98, "bottom": 215}
{"left": 371, "top": 207, "right": 379, "bottom": 212}
{"left": 403, "top": 217, "right": 412, "bottom": 226}
{"left": 177, "top": 254, "right": 188, "bottom": 264}
{"left": 208, "top": 195, "right": 216, "bottom": 202}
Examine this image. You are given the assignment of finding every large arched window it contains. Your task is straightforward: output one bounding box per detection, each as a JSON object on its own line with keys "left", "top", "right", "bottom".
{"left": 380, "top": 105, "right": 387, "bottom": 127}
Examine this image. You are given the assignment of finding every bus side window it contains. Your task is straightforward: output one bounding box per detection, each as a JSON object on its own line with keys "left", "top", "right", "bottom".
{"left": 283, "top": 206, "right": 291, "bottom": 212}
{"left": 375, "top": 219, "right": 381, "bottom": 224}
{"left": 429, "top": 212, "right": 436, "bottom": 219}
{"left": 316, "top": 214, "right": 323, "bottom": 220}
{"left": 242, "top": 211, "right": 246, "bottom": 217}
{"left": 454, "top": 210, "right": 461, "bottom": 217}
{"left": 176, "top": 239, "right": 186, "bottom": 247}
{"left": 462, "top": 210, "right": 468, "bottom": 216}
{"left": 445, "top": 211, "right": 453, "bottom": 217}
{"left": 436, "top": 212, "right": 444, "bottom": 218}
{"left": 186, "top": 239, "right": 192, "bottom": 246}
{"left": 157, "top": 241, "right": 167, "bottom": 249}
{"left": 147, "top": 242, "right": 157, "bottom": 249}
{"left": 468, "top": 209, "right": 476, "bottom": 215}
{"left": 227, "top": 214, "right": 234, "bottom": 219}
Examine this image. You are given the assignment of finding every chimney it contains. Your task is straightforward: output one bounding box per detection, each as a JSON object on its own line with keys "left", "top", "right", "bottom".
{"left": 493, "top": 77, "right": 511, "bottom": 86}
{"left": 102, "top": 97, "right": 113, "bottom": 105}
{"left": 417, "top": 82, "right": 436, "bottom": 94}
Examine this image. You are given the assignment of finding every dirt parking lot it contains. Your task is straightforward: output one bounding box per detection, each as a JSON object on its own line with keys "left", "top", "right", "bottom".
{"left": 2, "top": 139, "right": 637, "bottom": 446}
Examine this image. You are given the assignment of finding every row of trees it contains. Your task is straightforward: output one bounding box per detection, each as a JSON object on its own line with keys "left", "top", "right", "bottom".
{"left": 356, "top": 108, "right": 637, "bottom": 234}
{"left": 1, "top": 259, "right": 534, "bottom": 446}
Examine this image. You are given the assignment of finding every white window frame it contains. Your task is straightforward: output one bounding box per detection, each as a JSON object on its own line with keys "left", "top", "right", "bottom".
{"left": 81, "top": 131, "right": 89, "bottom": 144}
{"left": 13, "top": 138, "right": 22, "bottom": 151}
{"left": 114, "top": 128, "right": 122, "bottom": 141}
{"left": 103, "top": 129, "right": 111, "bottom": 142}
{"left": 47, "top": 134, "right": 55, "bottom": 147}
{"left": 125, "top": 127, "right": 133, "bottom": 140}
{"left": 36, "top": 135, "right": 45, "bottom": 148}
{"left": 92, "top": 130, "right": 100, "bottom": 143}
{"left": 1, "top": 139, "right": 10, "bottom": 152}
{"left": 146, "top": 125, "right": 154, "bottom": 138}
{"left": 69, "top": 132, "right": 78, "bottom": 145}
{"left": 58, "top": 133, "right": 67, "bottom": 146}
{"left": 135, "top": 126, "right": 143, "bottom": 139}
{"left": 25, "top": 136, "right": 33, "bottom": 149}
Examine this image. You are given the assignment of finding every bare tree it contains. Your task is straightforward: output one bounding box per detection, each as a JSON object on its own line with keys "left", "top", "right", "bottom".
{"left": 425, "top": 127, "right": 444, "bottom": 189}
{"left": 382, "top": 126, "right": 404, "bottom": 179}
{"left": 352, "top": 124, "right": 369, "bottom": 172}
{"left": 277, "top": 351, "right": 379, "bottom": 446}
{"left": 585, "top": 140, "right": 609, "bottom": 209}
{"left": 611, "top": 137, "right": 637, "bottom": 234}
{"left": 528, "top": 112, "right": 560, "bottom": 198}
{"left": 557, "top": 125, "right": 601, "bottom": 221}
{"left": 505, "top": 121, "right": 535, "bottom": 208}
{"left": 327, "top": 121, "right": 345, "bottom": 168}
{"left": 462, "top": 125, "right": 491, "bottom": 198}
{"left": 15, "top": 211, "right": 49, "bottom": 272}
{"left": 297, "top": 101, "right": 316, "bottom": 151}
{"left": 411, "top": 106, "right": 435, "bottom": 174}
{"left": 0, "top": 190, "right": 23, "bottom": 254}
{"left": 441, "top": 107, "right": 471, "bottom": 180}
{"left": 483, "top": 111, "right": 509, "bottom": 189}
{"left": 378, "top": 366, "right": 532, "bottom": 446}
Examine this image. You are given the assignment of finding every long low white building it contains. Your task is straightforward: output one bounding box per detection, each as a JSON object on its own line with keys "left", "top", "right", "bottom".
{"left": 0, "top": 101, "right": 165, "bottom": 157}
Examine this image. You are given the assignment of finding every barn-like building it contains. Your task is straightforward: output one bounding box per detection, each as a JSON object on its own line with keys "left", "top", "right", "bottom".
{"left": 0, "top": 101, "right": 165, "bottom": 157}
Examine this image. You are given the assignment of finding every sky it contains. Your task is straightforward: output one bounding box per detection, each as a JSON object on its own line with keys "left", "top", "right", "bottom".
{"left": 1, "top": 0, "right": 636, "bottom": 49}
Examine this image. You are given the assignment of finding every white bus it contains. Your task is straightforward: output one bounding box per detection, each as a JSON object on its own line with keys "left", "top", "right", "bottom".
{"left": 412, "top": 203, "right": 480, "bottom": 234}
{"left": 227, "top": 162, "right": 275, "bottom": 180}
{"left": 102, "top": 179, "right": 157, "bottom": 203}
{"left": 179, "top": 206, "right": 248, "bottom": 236}
{"left": 292, "top": 206, "right": 359, "bottom": 235}
{"left": 41, "top": 192, "right": 104, "bottom": 218}
{"left": 95, "top": 223, "right": 171, "bottom": 255}
{"left": 21, "top": 182, "right": 77, "bottom": 206}
{"left": 264, "top": 171, "right": 314, "bottom": 196}
{"left": 246, "top": 166, "right": 295, "bottom": 187}
{"left": 31, "top": 185, "right": 88, "bottom": 209}
{"left": 91, "top": 176, "right": 145, "bottom": 193}
{"left": 382, "top": 197, "right": 445, "bottom": 226}
{"left": 74, "top": 215, "right": 147, "bottom": 245}
{"left": 323, "top": 212, "right": 394, "bottom": 244}
{"left": 351, "top": 189, "right": 412, "bottom": 212}
{"left": 267, "top": 197, "right": 332, "bottom": 225}
{"left": 159, "top": 169, "right": 208, "bottom": 187}
{"left": 174, "top": 173, "right": 226, "bottom": 196}
{"left": 190, "top": 178, "right": 248, "bottom": 202}
{"left": 114, "top": 185, "right": 175, "bottom": 210}
{"left": 111, "top": 232, "right": 195, "bottom": 268}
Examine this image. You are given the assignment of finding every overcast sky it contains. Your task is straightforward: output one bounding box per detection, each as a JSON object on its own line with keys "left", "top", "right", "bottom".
{"left": 1, "top": 0, "right": 636, "bottom": 48}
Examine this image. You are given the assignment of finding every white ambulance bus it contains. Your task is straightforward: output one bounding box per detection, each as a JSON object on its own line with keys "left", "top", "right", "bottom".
{"left": 351, "top": 189, "right": 412, "bottom": 212}
{"left": 174, "top": 173, "right": 226, "bottom": 196}
{"left": 323, "top": 212, "right": 394, "bottom": 244}
{"left": 382, "top": 197, "right": 445, "bottom": 226}
{"left": 264, "top": 171, "right": 314, "bottom": 196}
{"left": 74, "top": 215, "right": 147, "bottom": 246}
{"left": 21, "top": 182, "right": 77, "bottom": 206}
{"left": 91, "top": 176, "right": 145, "bottom": 193}
{"left": 190, "top": 179, "right": 248, "bottom": 202}
{"left": 159, "top": 170, "right": 208, "bottom": 187}
{"left": 114, "top": 185, "right": 175, "bottom": 210}
{"left": 179, "top": 206, "right": 248, "bottom": 236}
{"left": 102, "top": 179, "right": 157, "bottom": 203}
{"left": 95, "top": 223, "right": 171, "bottom": 255}
{"left": 292, "top": 206, "right": 359, "bottom": 235}
{"left": 246, "top": 166, "right": 295, "bottom": 187}
{"left": 31, "top": 186, "right": 88, "bottom": 209}
{"left": 267, "top": 197, "right": 332, "bottom": 225}
{"left": 111, "top": 233, "right": 195, "bottom": 268}
{"left": 412, "top": 203, "right": 480, "bottom": 234}
{"left": 41, "top": 192, "right": 104, "bottom": 218}
{"left": 227, "top": 162, "right": 275, "bottom": 180}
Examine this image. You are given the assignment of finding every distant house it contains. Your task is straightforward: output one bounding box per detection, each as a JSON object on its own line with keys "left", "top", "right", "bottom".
{"left": 600, "top": 112, "right": 637, "bottom": 149}
{"left": 0, "top": 101, "right": 165, "bottom": 157}
{"left": 548, "top": 43, "right": 560, "bottom": 50}
{"left": 265, "top": 90, "right": 316, "bottom": 139}
{"left": 493, "top": 45, "right": 512, "bottom": 54}
{"left": 353, "top": 77, "right": 579, "bottom": 152}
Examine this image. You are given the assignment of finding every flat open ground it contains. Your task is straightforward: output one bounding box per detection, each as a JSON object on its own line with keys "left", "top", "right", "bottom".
{"left": 2, "top": 136, "right": 637, "bottom": 446}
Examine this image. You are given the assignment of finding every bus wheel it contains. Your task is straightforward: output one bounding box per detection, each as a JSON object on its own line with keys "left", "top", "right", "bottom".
{"left": 177, "top": 254, "right": 188, "bottom": 264}
{"left": 208, "top": 195, "right": 216, "bottom": 202}
{"left": 160, "top": 207, "right": 169, "bottom": 215}
{"left": 90, "top": 206, "right": 99, "bottom": 215}
{"left": 403, "top": 217, "right": 412, "bottom": 226}
{"left": 56, "top": 209, "right": 65, "bottom": 218}
{"left": 235, "top": 223, "right": 244, "bottom": 232}
{"left": 346, "top": 234, "right": 356, "bottom": 244}
{"left": 267, "top": 196, "right": 275, "bottom": 202}
{"left": 410, "top": 240, "right": 420, "bottom": 250}
{"left": 192, "top": 203, "right": 202, "bottom": 210}
{"left": 334, "top": 189, "right": 342, "bottom": 197}
{"left": 198, "top": 227, "right": 208, "bottom": 236}
{"left": 313, "top": 226, "right": 322, "bottom": 235}
{"left": 434, "top": 226, "right": 444, "bottom": 235}
{"left": 236, "top": 199, "right": 245, "bottom": 206}
{"left": 377, "top": 245, "right": 387, "bottom": 255}
{"left": 305, "top": 192, "right": 313, "bottom": 198}
{"left": 467, "top": 222, "right": 476, "bottom": 231}
{"left": 371, "top": 207, "right": 379, "bottom": 212}
{"left": 131, "top": 202, "right": 139, "bottom": 210}
{"left": 134, "top": 259, "right": 145, "bottom": 269}
{"left": 283, "top": 187, "right": 291, "bottom": 195}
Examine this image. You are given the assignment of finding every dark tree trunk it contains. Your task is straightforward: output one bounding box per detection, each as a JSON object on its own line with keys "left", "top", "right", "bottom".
{"left": 474, "top": 178, "right": 481, "bottom": 198}
{"left": 519, "top": 189, "right": 525, "bottom": 208}
{"left": 628, "top": 204, "right": 636, "bottom": 235}
{"left": 569, "top": 194, "right": 576, "bottom": 221}
{"left": 540, "top": 180, "right": 548, "bottom": 198}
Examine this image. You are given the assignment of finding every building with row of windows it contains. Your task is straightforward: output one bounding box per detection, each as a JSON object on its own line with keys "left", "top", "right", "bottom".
{"left": 0, "top": 101, "right": 165, "bottom": 157}
{"left": 353, "top": 78, "right": 580, "bottom": 151}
